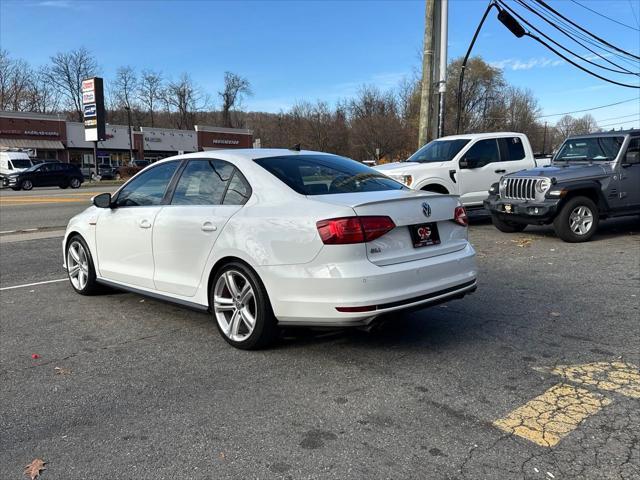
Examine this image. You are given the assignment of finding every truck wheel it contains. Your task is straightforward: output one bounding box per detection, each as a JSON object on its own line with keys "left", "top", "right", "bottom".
{"left": 491, "top": 214, "right": 527, "bottom": 233}
{"left": 553, "top": 196, "right": 599, "bottom": 242}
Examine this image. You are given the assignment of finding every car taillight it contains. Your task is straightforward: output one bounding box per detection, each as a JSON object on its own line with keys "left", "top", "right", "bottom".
{"left": 316, "top": 216, "right": 395, "bottom": 244}
{"left": 453, "top": 206, "right": 468, "bottom": 227}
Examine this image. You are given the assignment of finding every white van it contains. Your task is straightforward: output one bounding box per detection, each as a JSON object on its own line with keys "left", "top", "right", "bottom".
{"left": 0, "top": 151, "right": 34, "bottom": 181}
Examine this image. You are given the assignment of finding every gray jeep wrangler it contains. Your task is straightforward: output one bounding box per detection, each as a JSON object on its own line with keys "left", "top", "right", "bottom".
{"left": 484, "top": 129, "right": 640, "bottom": 242}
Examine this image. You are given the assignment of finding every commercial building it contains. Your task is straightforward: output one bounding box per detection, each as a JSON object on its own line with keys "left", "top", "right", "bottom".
{"left": 0, "top": 111, "right": 254, "bottom": 167}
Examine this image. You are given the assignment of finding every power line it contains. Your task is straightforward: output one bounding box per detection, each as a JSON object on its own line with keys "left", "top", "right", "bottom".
{"left": 569, "top": 0, "right": 639, "bottom": 32}
{"left": 596, "top": 117, "right": 640, "bottom": 128}
{"left": 629, "top": 0, "right": 640, "bottom": 28}
{"left": 594, "top": 113, "right": 640, "bottom": 123}
{"left": 507, "top": 0, "right": 637, "bottom": 75}
{"left": 538, "top": 97, "right": 640, "bottom": 118}
{"left": 532, "top": 0, "right": 640, "bottom": 60}
{"left": 512, "top": 0, "right": 639, "bottom": 74}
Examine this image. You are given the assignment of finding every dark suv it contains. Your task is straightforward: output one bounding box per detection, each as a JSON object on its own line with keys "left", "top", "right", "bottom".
{"left": 484, "top": 129, "right": 639, "bottom": 242}
{"left": 3, "top": 162, "right": 84, "bottom": 191}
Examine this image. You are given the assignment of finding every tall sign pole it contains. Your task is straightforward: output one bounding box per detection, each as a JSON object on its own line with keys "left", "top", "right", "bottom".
{"left": 418, "top": 0, "right": 437, "bottom": 148}
{"left": 81, "top": 77, "right": 106, "bottom": 179}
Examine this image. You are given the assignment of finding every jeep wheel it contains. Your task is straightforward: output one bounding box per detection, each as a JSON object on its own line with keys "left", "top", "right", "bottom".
{"left": 491, "top": 214, "right": 527, "bottom": 233}
{"left": 553, "top": 196, "right": 599, "bottom": 242}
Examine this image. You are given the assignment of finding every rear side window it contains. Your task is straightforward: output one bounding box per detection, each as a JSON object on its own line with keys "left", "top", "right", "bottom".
{"left": 499, "top": 137, "right": 526, "bottom": 161}
{"left": 172, "top": 160, "right": 234, "bottom": 205}
{"left": 254, "top": 154, "right": 405, "bottom": 195}
{"left": 223, "top": 171, "right": 252, "bottom": 205}
{"left": 465, "top": 139, "right": 500, "bottom": 164}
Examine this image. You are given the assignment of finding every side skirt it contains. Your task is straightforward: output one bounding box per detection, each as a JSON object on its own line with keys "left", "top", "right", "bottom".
{"left": 96, "top": 278, "right": 210, "bottom": 313}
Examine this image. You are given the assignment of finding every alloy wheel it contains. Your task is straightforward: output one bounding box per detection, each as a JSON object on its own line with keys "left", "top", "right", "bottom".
{"left": 70, "top": 178, "right": 80, "bottom": 188}
{"left": 213, "top": 270, "right": 257, "bottom": 342}
{"left": 67, "top": 241, "right": 89, "bottom": 290}
{"left": 22, "top": 180, "right": 33, "bottom": 190}
{"left": 569, "top": 205, "right": 594, "bottom": 235}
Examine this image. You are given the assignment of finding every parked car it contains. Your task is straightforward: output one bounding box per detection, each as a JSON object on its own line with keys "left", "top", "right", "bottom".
{"left": 113, "top": 159, "right": 151, "bottom": 180}
{"left": 0, "top": 151, "right": 34, "bottom": 182}
{"left": 374, "top": 132, "right": 548, "bottom": 209}
{"left": 63, "top": 149, "right": 477, "bottom": 349}
{"left": 484, "top": 129, "right": 640, "bottom": 242}
{"left": 3, "top": 161, "right": 84, "bottom": 190}
{"left": 97, "top": 163, "right": 116, "bottom": 180}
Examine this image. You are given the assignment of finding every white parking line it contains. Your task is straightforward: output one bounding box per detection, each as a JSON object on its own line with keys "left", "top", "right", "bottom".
{"left": 0, "top": 278, "right": 68, "bottom": 291}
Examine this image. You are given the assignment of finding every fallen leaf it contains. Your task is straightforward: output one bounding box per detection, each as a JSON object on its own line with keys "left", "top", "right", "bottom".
{"left": 219, "top": 451, "right": 226, "bottom": 460}
{"left": 512, "top": 238, "right": 533, "bottom": 248}
{"left": 31, "top": 354, "right": 40, "bottom": 359}
{"left": 54, "top": 367, "right": 71, "bottom": 376}
{"left": 550, "top": 312, "right": 561, "bottom": 317}
{"left": 24, "top": 458, "right": 46, "bottom": 479}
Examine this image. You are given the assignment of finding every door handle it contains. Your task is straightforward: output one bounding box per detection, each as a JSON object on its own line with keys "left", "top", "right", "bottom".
{"left": 494, "top": 169, "right": 506, "bottom": 174}
{"left": 138, "top": 219, "right": 152, "bottom": 229}
{"left": 201, "top": 222, "right": 217, "bottom": 232}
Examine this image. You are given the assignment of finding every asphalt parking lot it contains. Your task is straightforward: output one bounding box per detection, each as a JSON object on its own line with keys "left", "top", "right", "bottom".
{"left": 1, "top": 202, "right": 639, "bottom": 479}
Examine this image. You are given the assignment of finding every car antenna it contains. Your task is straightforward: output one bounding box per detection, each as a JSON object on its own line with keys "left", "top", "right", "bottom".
{"left": 289, "top": 143, "right": 301, "bottom": 152}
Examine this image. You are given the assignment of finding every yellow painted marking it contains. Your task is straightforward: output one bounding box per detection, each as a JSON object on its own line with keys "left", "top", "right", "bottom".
{"left": 494, "top": 383, "right": 611, "bottom": 447}
{"left": 538, "top": 362, "right": 640, "bottom": 399}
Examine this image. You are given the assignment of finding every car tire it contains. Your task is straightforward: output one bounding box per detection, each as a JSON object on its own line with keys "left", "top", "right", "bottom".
{"left": 20, "top": 179, "right": 33, "bottom": 191}
{"left": 65, "top": 235, "right": 101, "bottom": 295}
{"left": 553, "top": 196, "right": 599, "bottom": 242}
{"left": 491, "top": 214, "right": 527, "bottom": 233}
{"left": 70, "top": 177, "right": 81, "bottom": 189}
{"left": 10, "top": 187, "right": 20, "bottom": 191}
{"left": 210, "top": 261, "right": 278, "bottom": 350}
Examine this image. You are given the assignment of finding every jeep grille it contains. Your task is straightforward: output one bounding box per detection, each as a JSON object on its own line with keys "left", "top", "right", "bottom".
{"left": 503, "top": 178, "right": 539, "bottom": 201}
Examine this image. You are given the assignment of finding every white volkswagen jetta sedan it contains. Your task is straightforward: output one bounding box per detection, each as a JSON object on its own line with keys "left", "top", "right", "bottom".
{"left": 63, "top": 149, "right": 477, "bottom": 349}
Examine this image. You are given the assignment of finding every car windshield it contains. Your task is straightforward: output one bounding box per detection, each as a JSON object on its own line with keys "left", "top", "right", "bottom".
{"left": 554, "top": 136, "right": 624, "bottom": 162}
{"left": 24, "top": 164, "right": 43, "bottom": 172}
{"left": 254, "top": 154, "right": 405, "bottom": 195}
{"left": 11, "top": 159, "right": 32, "bottom": 168}
{"left": 406, "top": 139, "right": 470, "bottom": 163}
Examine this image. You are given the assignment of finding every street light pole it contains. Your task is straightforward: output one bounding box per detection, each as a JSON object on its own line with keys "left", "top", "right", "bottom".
{"left": 437, "top": 0, "right": 448, "bottom": 138}
{"left": 125, "top": 105, "right": 134, "bottom": 163}
{"left": 455, "top": 1, "right": 499, "bottom": 134}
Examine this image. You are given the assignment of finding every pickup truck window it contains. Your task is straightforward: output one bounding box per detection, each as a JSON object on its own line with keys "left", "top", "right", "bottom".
{"left": 407, "top": 139, "right": 470, "bottom": 163}
{"left": 464, "top": 139, "right": 500, "bottom": 164}
{"left": 499, "top": 137, "right": 526, "bottom": 161}
{"left": 555, "top": 136, "right": 624, "bottom": 162}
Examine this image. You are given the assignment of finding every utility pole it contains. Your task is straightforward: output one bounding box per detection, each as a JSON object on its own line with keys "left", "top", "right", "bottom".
{"left": 418, "top": 0, "right": 437, "bottom": 148}
{"left": 542, "top": 121, "right": 548, "bottom": 155}
{"left": 125, "top": 106, "right": 134, "bottom": 162}
{"left": 437, "top": 0, "right": 448, "bottom": 138}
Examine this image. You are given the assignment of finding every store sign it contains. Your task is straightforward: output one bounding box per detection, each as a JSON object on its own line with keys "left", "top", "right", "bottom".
{"left": 82, "top": 77, "right": 106, "bottom": 142}
{"left": 0, "top": 129, "right": 59, "bottom": 137}
{"left": 82, "top": 79, "right": 95, "bottom": 92}
{"left": 212, "top": 138, "right": 240, "bottom": 145}
{"left": 83, "top": 104, "right": 97, "bottom": 118}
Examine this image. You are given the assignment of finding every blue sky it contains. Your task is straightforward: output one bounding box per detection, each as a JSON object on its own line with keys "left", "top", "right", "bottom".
{"left": 1, "top": 0, "right": 639, "bottom": 128}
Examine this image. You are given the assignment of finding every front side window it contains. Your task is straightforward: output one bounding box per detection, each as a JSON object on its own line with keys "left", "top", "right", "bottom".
{"left": 464, "top": 139, "right": 500, "bottom": 165}
{"left": 115, "top": 161, "right": 178, "bottom": 207}
{"left": 171, "top": 160, "right": 235, "bottom": 206}
{"left": 555, "top": 136, "right": 624, "bottom": 162}
{"left": 407, "top": 139, "right": 470, "bottom": 163}
{"left": 255, "top": 154, "right": 405, "bottom": 195}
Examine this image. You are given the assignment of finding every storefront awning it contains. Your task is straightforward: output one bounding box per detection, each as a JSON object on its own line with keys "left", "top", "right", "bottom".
{"left": 0, "top": 138, "right": 65, "bottom": 150}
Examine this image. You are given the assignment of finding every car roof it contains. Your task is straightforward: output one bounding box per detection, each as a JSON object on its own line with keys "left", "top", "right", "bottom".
{"left": 566, "top": 129, "right": 639, "bottom": 140}
{"left": 153, "top": 148, "right": 337, "bottom": 165}
{"left": 432, "top": 132, "right": 526, "bottom": 141}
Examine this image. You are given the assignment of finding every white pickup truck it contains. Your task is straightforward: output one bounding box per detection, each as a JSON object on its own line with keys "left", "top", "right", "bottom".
{"left": 375, "top": 132, "right": 548, "bottom": 208}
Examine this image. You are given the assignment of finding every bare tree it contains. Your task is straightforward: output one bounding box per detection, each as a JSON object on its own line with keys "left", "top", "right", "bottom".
{"left": 0, "top": 50, "right": 33, "bottom": 111}
{"left": 26, "top": 66, "right": 61, "bottom": 113}
{"left": 219, "top": 72, "right": 252, "bottom": 128}
{"left": 162, "top": 73, "right": 206, "bottom": 129}
{"left": 46, "top": 47, "right": 98, "bottom": 121}
{"left": 113, "top": 66, "right": 138, "bottom": 110}
{"left": 138, "top": 70, "right": 163, "bottom": 127}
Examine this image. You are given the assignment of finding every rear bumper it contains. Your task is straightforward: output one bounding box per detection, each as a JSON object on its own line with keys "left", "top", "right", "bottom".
{"left": 260, "top": 242, "right": 478, "bottom": 326}
{"left": 483, "top": 195, "right": 560, "bottom": 224}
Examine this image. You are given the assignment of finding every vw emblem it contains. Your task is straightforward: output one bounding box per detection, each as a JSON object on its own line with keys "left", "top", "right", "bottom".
{"left": 422, "top": 201, "right": 431, "bottom": 218}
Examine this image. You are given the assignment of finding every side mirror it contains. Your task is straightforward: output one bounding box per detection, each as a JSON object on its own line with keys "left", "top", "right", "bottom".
{"left": 461, "top": 157, "right": 484, "bottom": 169}
{"left": 93, "top": 192, "right": 112, "bottom": 208}
{"left": 459, "top": 158, "right": 469, "bottom": 169}
{"left": 624, "top": 151, "right": 640, "bottom": 165}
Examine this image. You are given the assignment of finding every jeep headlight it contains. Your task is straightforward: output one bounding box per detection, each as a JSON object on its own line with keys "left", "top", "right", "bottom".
{"left": 390, "top": 174, "right": 413, "bottom": 187}
{"left": 536, "top": 178, "right": 551, "bottom": 193}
